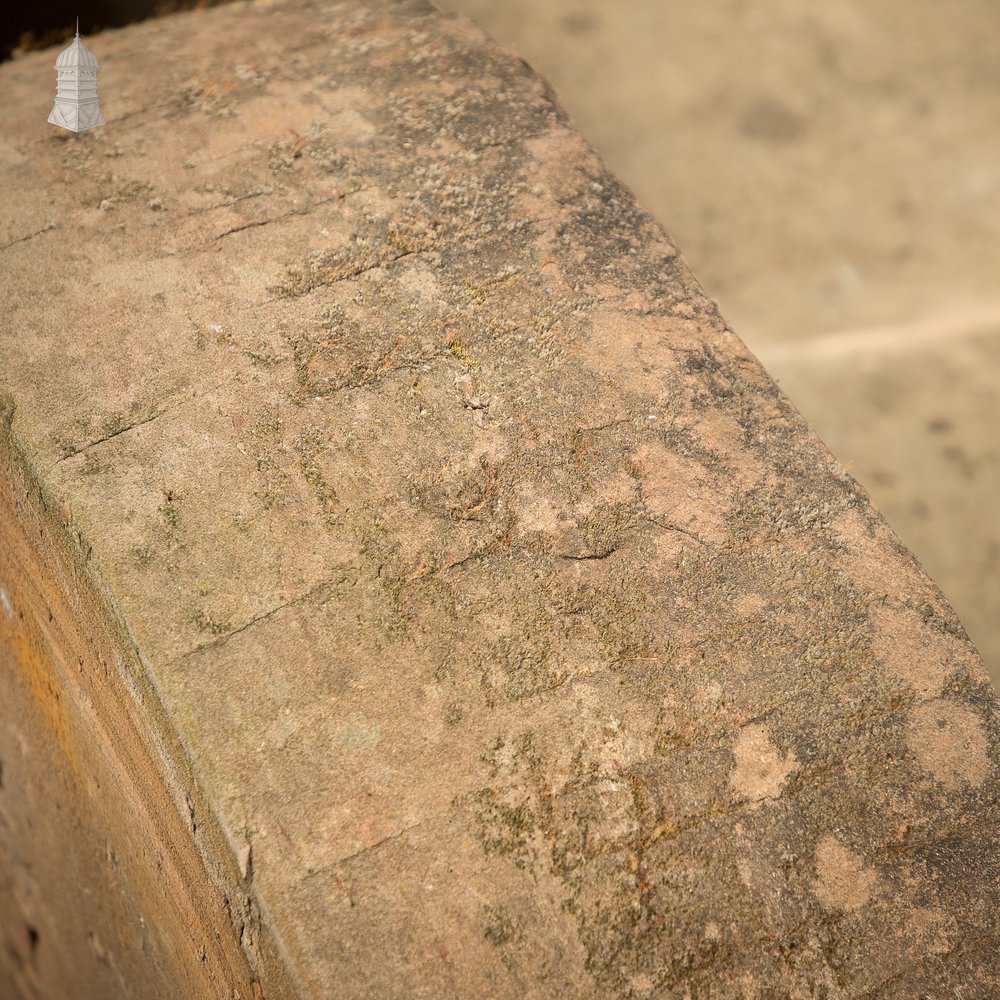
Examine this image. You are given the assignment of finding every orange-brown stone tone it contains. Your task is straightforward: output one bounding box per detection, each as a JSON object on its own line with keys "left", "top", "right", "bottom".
{"left": 1, "top": 1, "right": 998, "bottom": 997}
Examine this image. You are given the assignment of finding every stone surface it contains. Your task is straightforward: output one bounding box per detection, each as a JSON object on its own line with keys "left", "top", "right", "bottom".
{"left": 436, "top": 0, "right": 1000, "bottom": 688}
{"left": 1, "top": 0, "right": 999, "bottom": 996}
{"left": 764, "top": 319, "right": 1000, "bottom": 689}
{"left": 0, "top": 420, "right": 297, "bottom": 1000}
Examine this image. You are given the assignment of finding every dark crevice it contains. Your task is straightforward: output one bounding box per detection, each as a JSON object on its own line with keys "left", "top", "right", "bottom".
{"left": 0, "top": 224, "right": 56, "bottom": 252}
{"left": 557, "top": 547, "right": 618, "bottom": 561}
{"left": 210, "top": 190, "right": 351, "bottom": 243}
{"left": 645, "top": 515, "right": 708, "bottom": 546}
{"left": 168, "top": 576, "right": 340, "bottom": 665}
{"left": 48, "top": 409, "right": 167, "bottom": 471}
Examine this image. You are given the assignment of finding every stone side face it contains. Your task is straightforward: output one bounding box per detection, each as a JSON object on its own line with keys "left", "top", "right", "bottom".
{"left": 1, "top": 1, "right": 999, "bottom": 997}
{"left": 0, "top": 417, "right": 298, "bottom": 999}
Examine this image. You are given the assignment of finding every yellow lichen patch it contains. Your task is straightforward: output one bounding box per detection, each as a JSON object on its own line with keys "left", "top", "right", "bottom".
{"left": 396, "top": 262, "right": 442, "bottom": 302}
{"left": 813, "top": 836, "right": 880, "bottom": 912}
{"left": 589, "top": 778, "right": 641, "bottom": 843}
{"left": 201, "top": 79, "right": 319, "bottom": 150}
{"left": 674, "top": 406, "right": 768, "bottom": 490}
{"left": 323, "top": 108, "right": 377, "bottom": 146}
{"left": 647, "top": 525, "right": 689, "bottom": 565}
{"left": 729, "top": 723, "right": 798, "bottom": 805}
{"left": 525, "top": 213, "right": 579, "bottom": 293}
{"left": 906, "top": 699, "right": 990, "bottom": 790}
{"left": 573, "top": 467, "right": 636, "bottom": 516}
{"left": 626, "top": 971, "right": 656, "bottom": 998}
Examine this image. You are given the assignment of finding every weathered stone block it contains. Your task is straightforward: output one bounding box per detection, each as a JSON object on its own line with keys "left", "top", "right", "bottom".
{"left": 1, "top": 1, "right": 998, "bottom": 996}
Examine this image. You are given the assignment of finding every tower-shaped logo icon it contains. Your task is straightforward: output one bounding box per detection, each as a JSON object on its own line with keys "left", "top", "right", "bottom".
{"left": 48, "top": 18, "right": 105, "bottom": 133}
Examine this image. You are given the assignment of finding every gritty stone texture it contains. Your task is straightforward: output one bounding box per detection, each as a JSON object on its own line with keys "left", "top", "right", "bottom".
{"left": 766, "top": 324, "right": 1000, "bottom": 687}
{"left": 1, "top": 0, "right": 999, "bottom": 997}
{"left": 0, "top": 424, "right": 297, "bottom": 1000}
{"left": 437, "top": 0, "right": 1000, "bottom": 690}
{"left": 813, "top": 837, "right": 880, "bottom": 913}
{"left": 728, "top": 723, "right": 799, "bottom": 807}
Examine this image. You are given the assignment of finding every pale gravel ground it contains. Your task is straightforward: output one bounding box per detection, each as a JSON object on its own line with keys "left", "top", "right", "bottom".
{"left": 436, "top": 0, "right": 1000, "bottom": 686}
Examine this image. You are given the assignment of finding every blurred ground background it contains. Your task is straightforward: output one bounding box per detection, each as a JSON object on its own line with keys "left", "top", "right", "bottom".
{"left": 435, "top": 0, "right": 1000, "bottom": 688}
{"left": 5, "top": 0, "right": 999, "bottom": 687}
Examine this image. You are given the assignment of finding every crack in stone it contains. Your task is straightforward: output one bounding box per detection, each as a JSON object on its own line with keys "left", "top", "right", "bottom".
{"left": 0, "top": 223, "right": 56, "bottom": 252}
{"left": 210, "top": 191, "right": 354, "bottom": 243}
{"left": 49, "top": 409, "right": 168, "bottom": 471}
{"left": 213, "top": 215, "right": 290, "bottom": 242}
{"left": 190, "top": 191, "right": 271, "bottom": 216}
{"left": 47, "top": 370, "right": 241, "bottom": 471}
{"left": 557, "top": 547, "right": 619, "bottom": 561}
{"left": 330, "top": 820, "right": 425, "bottom": 867}
{"left": 251, "top": 209, "right": 554, "bottom": 308}
{"left": 168, "top": 577, "right": 340, "bottom": 665}
{"left": 645, "top": 515, "right": 708, "bottom": 546}
{"left": 264, "top": 246, "right": 431, "bottom": 303}
{"left": 576, "top": 418, "right": 633, "bottom": 434}
{"left": 299, "top": 818, "right": 439, "bottom": 887}
{"left": 294, "top": 348, "right": 454, "bottom": 404}
{"left": 438, "top": 549, "right": 491, "bottom": 576}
